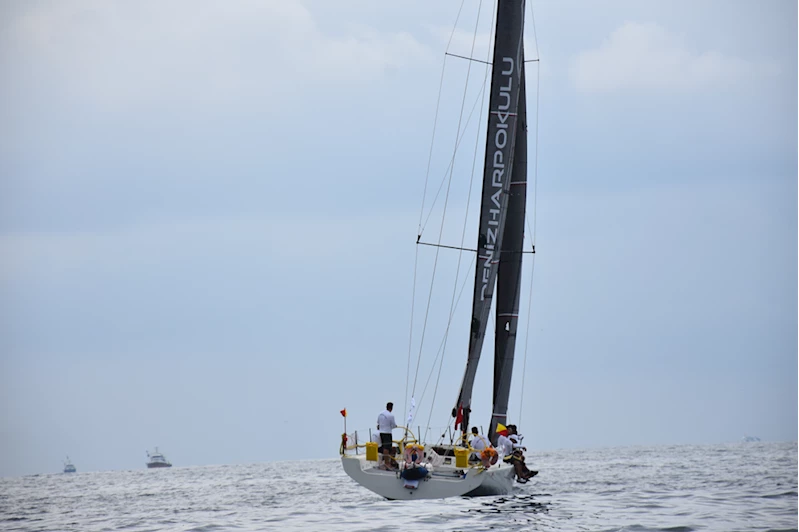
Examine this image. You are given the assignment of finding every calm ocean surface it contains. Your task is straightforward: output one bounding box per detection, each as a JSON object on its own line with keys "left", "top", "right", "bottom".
{"left": 1, "top": 442, "right": 795, "bottom": 532}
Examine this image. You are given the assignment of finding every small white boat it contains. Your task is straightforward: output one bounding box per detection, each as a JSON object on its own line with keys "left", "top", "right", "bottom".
{"left": 146, "top": 447, "right": 172, "bottom": 468}
{"left": 63, "top": 456, "right": 76, "bottom": 473}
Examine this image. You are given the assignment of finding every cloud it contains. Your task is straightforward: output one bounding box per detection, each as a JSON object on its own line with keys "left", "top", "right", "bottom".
{"left": 570, "top": 22, "right": 780, "bottom": 92}
{"left": 2, "top": 1, "right": 432, "bottom": 114}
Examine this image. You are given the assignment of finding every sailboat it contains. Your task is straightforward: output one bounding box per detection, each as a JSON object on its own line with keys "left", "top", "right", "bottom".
{"left": 341, "top": 0, "right": 534, "bottom": 500}
{"left": 63, "top": 456, "right": 76, "bottom": 473}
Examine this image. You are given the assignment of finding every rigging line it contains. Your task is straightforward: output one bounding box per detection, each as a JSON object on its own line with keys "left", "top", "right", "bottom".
{"left": 440, "top": 0, "right": 484, "bottom": 345}
{"left": 518, "top": 253, "right": 536, "bottom": 421}
{"left": 519, "top": 58, "right": 541, "bottom": 422}
{"left": 404, "top": 244, "right": 420, "bottom": 426}
{"left": 410, "top": 0, "right": 467, "bottom": 422}
{"left": 457, "top": 0, "right": 496, "bottom": 309}
{"left": 445, "top": 52, "right": 492, "bottom": 66}
{"left": 418, "top": 241, "right": 534, "bottom": 254}
{"left": 422, "top": 1, "right": 496, "bottom": 444}
{"left": 418, "top": 242, "right": 477, "bottom": 253}
{"left": 418, "top": 254, "right": 476, "bottom": 442}
{"left": 445, "top": 0, "right": 468, "bottom": 54}
{"left": 422, "top": 0, "right": 487, "bottom": 439}
{"left": 411, "top": 128, "right": 465, "bottom": 401}
{"left": 435, "top": 0, "right": 495, "bottom": 425}
{"left": 530, "top": 27, "right": 540, "bottom": 250}
{"left": 412, "top": 0, "right": 484, "bottom": 404}
{"left": 410, "top": 244, "right": 441, "bottom": 408}
{"left": 417, "top": 57, "right": 449, "bottom": 238}
{"left": 419, "top": 1, "right": 497, "bottom": 241}
{"left": 528, "top": 0, "right": 540, "bottom": 61}
{"left": 436, "top": 407, "right": 457, "bottom": 446}
{"left": 417, "top": 0, "right": 467, "bottom": 237}
{"left": 418, "top": 66, "right": 491, "bottom": 239}
{"left": 432, "top": 298, "right": 500, "bottom": 441}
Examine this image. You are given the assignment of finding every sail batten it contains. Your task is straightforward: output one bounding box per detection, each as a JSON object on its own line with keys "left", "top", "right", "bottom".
{"left": 454, "top": 0, "right": 527, "bottom": 433}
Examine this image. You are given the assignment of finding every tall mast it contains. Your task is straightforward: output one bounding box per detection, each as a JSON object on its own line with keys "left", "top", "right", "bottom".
{"left": 453, "top": 0, "right": 526, "bottom": 434}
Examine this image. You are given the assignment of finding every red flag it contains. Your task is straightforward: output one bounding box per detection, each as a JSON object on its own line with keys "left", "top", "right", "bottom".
{"left": 454, "top": 405, "right": 463, "bottom": 429}
{"left": 340, "top": 408, "right": 347, "bottom": 417}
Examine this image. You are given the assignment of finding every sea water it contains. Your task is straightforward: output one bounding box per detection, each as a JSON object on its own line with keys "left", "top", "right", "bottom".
{"left": 1, "top": 442, "right": 795, "bottom": 531}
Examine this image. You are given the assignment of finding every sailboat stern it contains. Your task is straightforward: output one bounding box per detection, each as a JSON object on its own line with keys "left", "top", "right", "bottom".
{"left": 341, "top": 454, "right": 507, "bottom": 500}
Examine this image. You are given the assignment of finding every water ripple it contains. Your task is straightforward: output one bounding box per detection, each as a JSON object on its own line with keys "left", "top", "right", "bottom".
{"left": 0, "top": 442, "right": 795, "bottom": 532}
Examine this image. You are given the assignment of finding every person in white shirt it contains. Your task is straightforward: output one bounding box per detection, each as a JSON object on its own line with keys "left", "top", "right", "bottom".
{"left": 505, "top": 424, "right": 537, "bottom": 482}
{"left": 377, "top": 402, "right": 398, "bottom": 469}
{"left": 469, "top": 426, "right": 498, "bottom": 467}
{"left": 508, "top": 425, "right": 525, "bottom": 450}
{"left": 496, "top": 429, "right": 514, "bottom": 457}
{"left": 469, "top": 427, "right": 489, "bottom": 451}
{"left": 496, "top": 424, "right": 533, "bottom": 482}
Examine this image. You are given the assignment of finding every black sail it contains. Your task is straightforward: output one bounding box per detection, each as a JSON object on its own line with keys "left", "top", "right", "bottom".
{"left": 489, "top": 57, "right": 527, "bottom": 444}
{"left": 454, "top": 0, "right": 526, "bottom": 434}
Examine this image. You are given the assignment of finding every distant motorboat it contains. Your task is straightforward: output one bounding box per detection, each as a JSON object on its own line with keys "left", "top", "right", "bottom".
{"left": 741, "top": 435, "right": 761, "bottom": 443}
{"left": 146, "top": 447, "right": 172, "bottom": 468}
{"left": 63, "top": 456, "right": 76, "bottom": 473}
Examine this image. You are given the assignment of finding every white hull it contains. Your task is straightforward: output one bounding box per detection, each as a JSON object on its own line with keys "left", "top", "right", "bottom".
{"left": 341, "top": 454, "right": 515, "bottom": 500}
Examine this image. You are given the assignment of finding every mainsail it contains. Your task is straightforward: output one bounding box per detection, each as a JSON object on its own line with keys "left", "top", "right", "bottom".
{"left": 454, "top": 0, "right": 527, "bottom": 434}
{"left": 490, "top": 57, "right": 527, "bottom": 443}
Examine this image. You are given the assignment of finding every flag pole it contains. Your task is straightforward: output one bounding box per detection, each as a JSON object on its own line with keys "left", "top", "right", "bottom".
{"left": 340, "top": 408, "right": 348, "bottom": 455}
